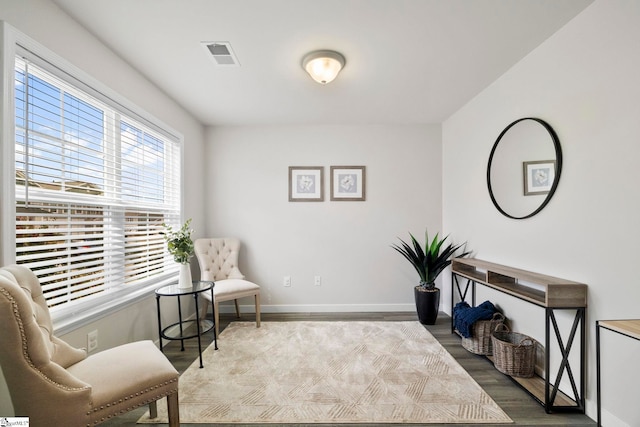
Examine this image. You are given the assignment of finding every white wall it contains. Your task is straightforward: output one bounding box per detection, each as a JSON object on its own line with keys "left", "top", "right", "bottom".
{"left": 0, "top": 0, "right": 205, "bottom": 415}
{"left": 442, "top": 1, "right": 640, "bottom": 424}
{"left": 204, "top": 124, "right": 442, "bottom": 311}
{"left": 7, "top": 0, "right": 635, "bottom": 423}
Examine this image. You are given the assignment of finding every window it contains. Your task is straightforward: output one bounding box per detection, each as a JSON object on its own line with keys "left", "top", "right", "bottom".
{"left": 11, "top": 53, "right": 181, "bottom": 315}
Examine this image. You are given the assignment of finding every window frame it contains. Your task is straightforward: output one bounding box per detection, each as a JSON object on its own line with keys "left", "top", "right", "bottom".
{"left": 1, "top": 21, "right": 185, "bottom": 335}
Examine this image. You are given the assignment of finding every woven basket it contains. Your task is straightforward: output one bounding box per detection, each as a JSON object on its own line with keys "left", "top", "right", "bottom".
{"left": 491, "top": 324, "right": 535, "bottom": 378}
{"left": 461, "top": 312, "right": 505, "bottom": 355}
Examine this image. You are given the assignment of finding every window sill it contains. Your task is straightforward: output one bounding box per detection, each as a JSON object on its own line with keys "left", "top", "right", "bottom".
{"left": 53, "top": 276, "right": 177, "bottom": 336}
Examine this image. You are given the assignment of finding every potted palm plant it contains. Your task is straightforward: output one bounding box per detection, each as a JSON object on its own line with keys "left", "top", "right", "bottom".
{"left": 392, "top": 229, "right": 468, "bottom": 325}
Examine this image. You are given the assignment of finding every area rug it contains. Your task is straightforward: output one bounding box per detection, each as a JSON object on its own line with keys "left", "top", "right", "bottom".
{"left": 138, "top": 321, "right": 512, "bottom": 424}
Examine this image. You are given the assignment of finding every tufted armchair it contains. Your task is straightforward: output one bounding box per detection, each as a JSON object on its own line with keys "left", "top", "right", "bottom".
{"left": 0, "top": 264, "right": 179, "bottom": 427}
{"left": 194, "top": 238, "right": 261, "bottom": 336}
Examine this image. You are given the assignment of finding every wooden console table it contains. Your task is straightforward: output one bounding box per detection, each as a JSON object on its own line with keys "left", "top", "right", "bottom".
{"left": 596, "top": 319, "right": 640, "bottom": 426}
{"left": 451, "top": 258, "right": 587, "bottom": 413}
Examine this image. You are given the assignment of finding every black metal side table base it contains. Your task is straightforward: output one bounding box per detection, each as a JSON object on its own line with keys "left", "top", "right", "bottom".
{"left": 156, "top": 281, "right": 217, "bottom": 368}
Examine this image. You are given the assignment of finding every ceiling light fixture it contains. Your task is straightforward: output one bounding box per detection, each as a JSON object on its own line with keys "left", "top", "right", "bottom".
{"left": 301, "top": 50, "right": 346, "bottom": 85}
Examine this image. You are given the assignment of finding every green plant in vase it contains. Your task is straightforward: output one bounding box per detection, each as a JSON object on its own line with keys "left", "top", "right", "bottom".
{"left": 163, "top": 218, "right": 194, "bottom": 287}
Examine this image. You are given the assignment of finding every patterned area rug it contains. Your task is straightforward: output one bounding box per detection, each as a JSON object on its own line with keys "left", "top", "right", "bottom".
{"left": 138, "top": 321, "right": 511, "bottom": 424}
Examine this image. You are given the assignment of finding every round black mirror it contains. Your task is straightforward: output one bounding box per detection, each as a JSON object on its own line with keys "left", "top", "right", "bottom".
{"left": 487, "top": 118, "right": 562, "bottom": 219}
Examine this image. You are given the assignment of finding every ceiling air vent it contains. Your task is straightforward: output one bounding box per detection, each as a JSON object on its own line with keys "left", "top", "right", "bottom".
{"left": 201, "top": 41, "right": 240, "bottom": 67}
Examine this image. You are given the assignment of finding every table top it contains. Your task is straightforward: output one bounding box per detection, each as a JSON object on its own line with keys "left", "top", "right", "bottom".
{"left": 598, "top": 319, "right": 640, "bottom": 340}
{"left": 156, "top": 281, "right": 213, "bottom": 296}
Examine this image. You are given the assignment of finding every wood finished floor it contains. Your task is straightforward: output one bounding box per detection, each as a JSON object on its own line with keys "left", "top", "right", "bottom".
{"left": 101, "top": 311, "right": 596, "bottom": 426}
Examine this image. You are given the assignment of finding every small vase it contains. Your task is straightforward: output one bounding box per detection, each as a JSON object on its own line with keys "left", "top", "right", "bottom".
{"left": 178, "top": 263, "right": 192, "bottom": 289}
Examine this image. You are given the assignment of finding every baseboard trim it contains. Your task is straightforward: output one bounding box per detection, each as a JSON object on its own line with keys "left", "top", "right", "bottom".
{"left": 216, "top": 303, "right": 415, "bottom": 314}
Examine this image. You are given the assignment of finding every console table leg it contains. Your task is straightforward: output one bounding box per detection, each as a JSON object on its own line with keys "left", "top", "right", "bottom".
{"left": 451, "top": 275, "right": 474, "bottom": 334}
{"left": 549, "top": 310, "right": 581, "bottom": 407}
{"left": 545, "top": 308, "right": 551, "bottom": 413}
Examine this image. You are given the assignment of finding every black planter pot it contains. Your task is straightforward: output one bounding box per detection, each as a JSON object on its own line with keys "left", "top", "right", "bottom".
{"left": 414, "top": 286, "right": 440, "bottom": 325}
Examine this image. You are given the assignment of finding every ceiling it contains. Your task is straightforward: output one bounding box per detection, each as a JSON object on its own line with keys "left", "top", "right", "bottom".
{"left": 51, "top": 0, "right": 593, "bottom": 127}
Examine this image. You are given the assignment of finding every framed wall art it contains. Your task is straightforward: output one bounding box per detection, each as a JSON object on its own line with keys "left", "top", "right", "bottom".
{"left": 288, "top": 166, "right": 324, "bottom": 201}
{"left": 330, "top": 166, "right": 366, "bottom": 201}
{"left": 523, "top": 160, "right": 555, "bottom": 196}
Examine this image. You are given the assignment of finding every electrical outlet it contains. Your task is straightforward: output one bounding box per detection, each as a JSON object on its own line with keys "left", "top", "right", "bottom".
{"left": 87, "top": 329, "right": 98, "bottom": 353}
{"left": 284, "top": 276, "right": 291, "bottom": 287}
{"left": 314, "top": 275, "right": 321, "bottom": 286}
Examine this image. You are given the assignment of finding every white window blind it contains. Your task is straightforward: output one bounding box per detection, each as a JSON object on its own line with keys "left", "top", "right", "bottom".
{"left": 14, "top": 55, "right": 181, "bottom": 310}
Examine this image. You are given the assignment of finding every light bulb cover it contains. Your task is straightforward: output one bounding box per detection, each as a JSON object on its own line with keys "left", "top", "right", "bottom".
{"left": 302, "top": 50, "right": 346, "bottom": 84}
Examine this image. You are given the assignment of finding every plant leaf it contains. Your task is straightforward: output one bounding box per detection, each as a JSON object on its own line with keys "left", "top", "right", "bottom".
{"left": 392, "top": 229, "right": 469, "bottom": 286}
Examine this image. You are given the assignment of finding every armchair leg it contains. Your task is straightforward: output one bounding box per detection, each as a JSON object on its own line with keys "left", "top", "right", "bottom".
{"left": 167, "top": 392, "right": 180, "bottom": 427}
{"left": 234, "top": 299, "right": 241, "bottom": 318}
{"left": 199, "top": 298, "right": 210, "bottom": 321}
{"left": 214, "top": 300, "right": 220, "bottom": 337}
{"left": 149, "top": 400, "right": 158, "bottom": 419}
{"left": 255, "top": 293, "right": 261, "bottom": 328}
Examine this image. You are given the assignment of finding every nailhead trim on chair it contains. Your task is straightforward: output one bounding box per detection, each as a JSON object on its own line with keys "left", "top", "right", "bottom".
{"left": 88, "top": 390, "right": 179, "bottom": 426}
{"left": 87, "top": 379, "right": 178, "bottom": 425}
{"left": 0, "top": 288, "right": 90, "bottom": 393}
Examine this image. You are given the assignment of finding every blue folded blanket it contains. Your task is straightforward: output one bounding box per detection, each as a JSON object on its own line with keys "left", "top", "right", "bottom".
{"left": 453, "top": 300, "right": 497, "bottom": 338}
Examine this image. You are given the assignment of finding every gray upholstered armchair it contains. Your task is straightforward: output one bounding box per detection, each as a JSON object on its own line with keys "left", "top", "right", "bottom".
{"left": 0, "top": 264, "right": 180, "bottom": 427}
{"left": 194, "top": 238, "right": 261, "bottom": 336}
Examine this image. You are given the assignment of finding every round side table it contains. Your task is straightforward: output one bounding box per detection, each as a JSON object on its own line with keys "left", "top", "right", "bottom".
{"left": 155, "top": 281, "right": 217, "bottom": 368}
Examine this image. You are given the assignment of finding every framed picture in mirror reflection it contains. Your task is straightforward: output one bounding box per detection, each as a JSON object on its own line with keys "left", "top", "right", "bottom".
{"left": 523, "top": 160, "right": 555, "bottom": 196}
